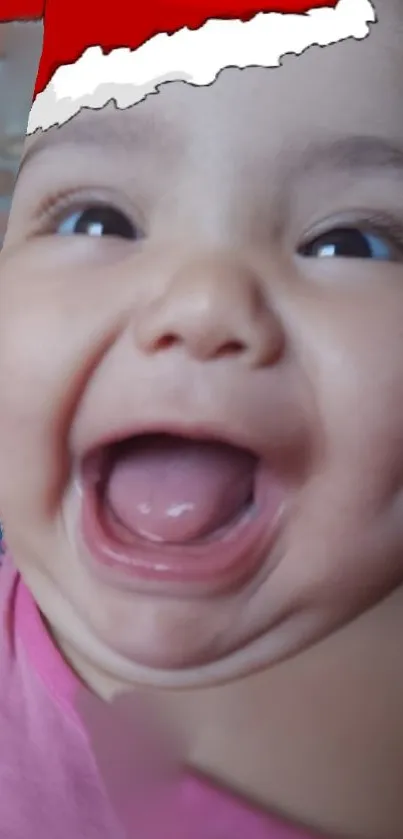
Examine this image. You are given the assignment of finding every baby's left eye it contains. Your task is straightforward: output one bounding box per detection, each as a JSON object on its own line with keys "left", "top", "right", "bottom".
{"left": 299, "top": 226, "right": 398, "bottom": 261}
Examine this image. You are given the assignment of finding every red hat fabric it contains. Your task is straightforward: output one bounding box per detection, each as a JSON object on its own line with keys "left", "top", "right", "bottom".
{"left": 2, "top": 0, "right": 376, "bottom": 134}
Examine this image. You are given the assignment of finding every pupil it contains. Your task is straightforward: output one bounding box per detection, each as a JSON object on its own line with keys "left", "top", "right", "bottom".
{"left": 311, "top": 228, "right": 371, "bottom": 258}
{"left": 75, "top": 207, "right": 135, "bottom": 239}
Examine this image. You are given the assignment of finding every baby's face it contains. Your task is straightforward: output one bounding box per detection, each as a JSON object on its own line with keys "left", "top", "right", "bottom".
{"left": 1, "top": 5, "right": 403, "bottom": 691}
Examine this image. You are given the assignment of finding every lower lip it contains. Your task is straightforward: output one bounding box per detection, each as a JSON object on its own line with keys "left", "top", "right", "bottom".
{"left": 79, "top": 463, "right": 286, "bottom": 596}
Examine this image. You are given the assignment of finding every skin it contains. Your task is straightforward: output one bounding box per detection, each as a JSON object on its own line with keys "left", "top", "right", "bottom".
{"left": 2, "top": 2, "right": 403, "bottom": 835}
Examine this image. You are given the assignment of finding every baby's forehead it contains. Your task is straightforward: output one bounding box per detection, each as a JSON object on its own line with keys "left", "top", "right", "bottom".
{"left": 19, "top": 107, "right": 192, "bottom": 185}
{"left": 18, "top": 9, "right": 403, "bottom": 191}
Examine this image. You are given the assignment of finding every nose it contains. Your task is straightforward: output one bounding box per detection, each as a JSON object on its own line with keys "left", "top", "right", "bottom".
{"left": 135, "top": 253, "right": 284, "bottom": 367}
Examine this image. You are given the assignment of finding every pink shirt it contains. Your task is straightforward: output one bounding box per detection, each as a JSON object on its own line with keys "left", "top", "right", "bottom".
{"left": 0, "top": 551, "right": 325, "bottom": 838}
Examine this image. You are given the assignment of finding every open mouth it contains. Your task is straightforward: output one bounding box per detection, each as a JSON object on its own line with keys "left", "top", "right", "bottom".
{"left": 95, "top": 434, "right": 258, "bottom": 545}
{"left": 79, "top": 432, "right": 286, "bottom": 593}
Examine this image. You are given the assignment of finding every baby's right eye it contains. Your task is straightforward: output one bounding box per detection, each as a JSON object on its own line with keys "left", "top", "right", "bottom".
{"left": 56, "top": 205, "right": 139, "bottom": 240}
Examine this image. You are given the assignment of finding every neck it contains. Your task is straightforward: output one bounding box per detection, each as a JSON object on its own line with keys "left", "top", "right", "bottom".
{"left": 51, "top": 587, "right": 403, "bottom": 839}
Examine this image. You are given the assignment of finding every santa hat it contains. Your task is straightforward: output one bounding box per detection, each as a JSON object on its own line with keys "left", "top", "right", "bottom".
{"left": 3, "top": 0, "right": 375, "bottom": 134}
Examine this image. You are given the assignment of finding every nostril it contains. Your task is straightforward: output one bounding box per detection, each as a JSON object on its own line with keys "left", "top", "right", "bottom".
{"left": 215, "top": 340, "right": 246, "bottom": 358}
{"left": 151, "top": 334, "right": 178, "bottom": 352}
{"left": 147, "top": 335, "right": 245, "bottom": 357}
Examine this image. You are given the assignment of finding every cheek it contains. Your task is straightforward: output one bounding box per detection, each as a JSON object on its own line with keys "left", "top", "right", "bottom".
{"left": 304, "top": 290, "right": 403, "bottom": 500}
{"left": 266, "top": 291, "right": 403, "bottom": 626}
{"left": 0, "top": 241, "right": 164, "bottom": 528}
{"left": 0, "top": 271, "right": 59, "bottom": 520}
{"left": 0, "top": 254, "right": 112, "bottom": 520}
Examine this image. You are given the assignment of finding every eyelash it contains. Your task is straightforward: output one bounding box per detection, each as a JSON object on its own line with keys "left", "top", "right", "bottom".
{"left": 300, "top": 212, "right": 403, "bottom": 256}
{"left": 33, "top": 190, "right": 138, "bottom": 234}
{"left": 33, "top": 194, "right": 403, "bottom": 259}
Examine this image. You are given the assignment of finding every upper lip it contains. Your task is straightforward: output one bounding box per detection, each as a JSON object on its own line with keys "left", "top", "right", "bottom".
{"left": 82, "top": 420, "right": 261, "bottom": 461}
{"left": 73, "top": 383, "right": 310, "bottom": 480}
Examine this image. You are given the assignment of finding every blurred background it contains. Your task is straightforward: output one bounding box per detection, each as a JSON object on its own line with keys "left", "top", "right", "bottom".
{"left": 0, "top": 21, "right": 42, "bottom": 245}
{"left": 0, "top": 21, "right": 41, "bottom": 549}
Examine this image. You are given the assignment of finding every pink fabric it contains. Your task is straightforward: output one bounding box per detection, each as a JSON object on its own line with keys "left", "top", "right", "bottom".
{"left": 0, "top": 552, "right": 325, "bottom": 838}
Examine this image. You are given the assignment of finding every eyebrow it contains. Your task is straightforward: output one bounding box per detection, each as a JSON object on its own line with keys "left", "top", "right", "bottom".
{"left": 16, "top": 129, "right": 403, "bottom": 189}
{"left": 16, "top": 111, "right": 168, "bottom": 180}
{"left": 288, "top": 135, "right": 403, "bottom": 181}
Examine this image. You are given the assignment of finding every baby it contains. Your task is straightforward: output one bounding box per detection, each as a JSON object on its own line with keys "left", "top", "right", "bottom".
{"left": 1, "top": 1, "right": 403, "bottom": 837}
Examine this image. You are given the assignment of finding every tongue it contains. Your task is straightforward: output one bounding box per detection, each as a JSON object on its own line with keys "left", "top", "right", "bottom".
{"left": 105, "top": 436, "right": 256, "bottom": 544}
